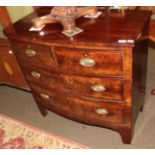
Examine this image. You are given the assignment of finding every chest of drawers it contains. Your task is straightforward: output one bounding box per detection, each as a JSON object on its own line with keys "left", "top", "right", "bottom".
{"left": 5, "top": 9, "right": 151, "bottom": 144}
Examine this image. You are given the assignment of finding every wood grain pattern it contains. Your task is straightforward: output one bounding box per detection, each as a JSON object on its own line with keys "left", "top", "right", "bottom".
{"left": 0, "top": 38, "right": 29, "bottom": 90}
{"left": 6, "top": 9, "right": 151, "bottom": 144}
{"left": 5, "top": 9, "right": 151, "bottom": 47}
{"left": 30, "top": 84, "right": 124, "bottom": 124}
{"left": 130, "top": 7, "right": 155, "bottom": 45}
{"left": 11, "top": 42, "right": 56, "bottom": 69}
{"left": 55, "top": 47, "right": 124, "bottom": 76}
{"left": 59, "top": 73, "right": 124, "bottom": 101}
{"left": 20, "top": 65, "right": 124, "bottom": 101}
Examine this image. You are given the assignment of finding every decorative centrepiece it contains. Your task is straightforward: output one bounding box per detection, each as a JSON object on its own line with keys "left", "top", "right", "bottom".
{"left": 0, "top": 114, "right": 89, "bottom": 149}
{"left": 32, "top": 6, "right": 98, "bottom": 37}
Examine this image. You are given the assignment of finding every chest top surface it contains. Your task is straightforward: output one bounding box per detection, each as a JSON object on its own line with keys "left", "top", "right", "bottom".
{"left": 6, "top": 9, "right": 151, "bottom": 47}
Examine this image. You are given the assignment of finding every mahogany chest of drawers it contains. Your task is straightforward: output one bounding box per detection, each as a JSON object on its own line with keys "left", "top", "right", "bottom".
{"left": 5, "top": 9, "right": 151, "bottom": 144}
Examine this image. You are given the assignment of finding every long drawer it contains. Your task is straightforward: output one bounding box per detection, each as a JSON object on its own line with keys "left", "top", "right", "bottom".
{"left": 11, "top": 42, "right": 56, "bottom": 68}
{"left": 60, "top": 74, "right": 124, "bottom": 101}
{"left": 22, "top": 66, "right": 124, "bottom": 101}
{"left": 55, "top": 47, "right": 124, "bottom": 76}
{"left": 30, "top": 84, "right": 125, "bottom": 124}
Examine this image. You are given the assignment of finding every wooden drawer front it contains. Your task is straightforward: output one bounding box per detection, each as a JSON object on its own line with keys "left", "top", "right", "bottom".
{"left": 55, "top": 47, "right": 123, "bottom": 76}
{"left": 21, "top": 66, "right": 63, "bottom": 91}
{"left": 60, "top": 74, "right": 124, "bottom": 101}
{"left": 30, "top": 84, "right": 124, "bottom": 124}
{"left": 0, "top": 42, "right": 28, "bottom": 90}
{"left": 22, "top": 65, "right": 124, "bottom": 101}
{"left": 11, "top": 42, "right": 55, "bottom": 68}
{"left": 22, "top": 66, "right": 124, "bottom": 101}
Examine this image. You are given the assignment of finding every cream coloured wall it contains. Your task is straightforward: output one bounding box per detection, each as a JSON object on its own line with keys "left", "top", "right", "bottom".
{"left": 6, "top": 6, "right": 33, "bottom": 23}
{"left": 0, "top": 6, "right": 33, "bottom": 38}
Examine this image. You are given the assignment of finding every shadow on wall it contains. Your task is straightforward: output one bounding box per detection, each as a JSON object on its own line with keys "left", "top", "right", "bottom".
{"left": 0, "top": 24, "right": 5, "bottom": 38}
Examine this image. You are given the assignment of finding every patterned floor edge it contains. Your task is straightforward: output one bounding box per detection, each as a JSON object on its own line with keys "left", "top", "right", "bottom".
{"left": 0, "top": 113, "right": 90, "bottom": 149}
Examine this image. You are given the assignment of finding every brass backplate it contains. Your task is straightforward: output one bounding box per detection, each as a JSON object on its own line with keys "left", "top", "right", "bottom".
{"left": 62, "top": 27, "right": 83, "bottom": 37}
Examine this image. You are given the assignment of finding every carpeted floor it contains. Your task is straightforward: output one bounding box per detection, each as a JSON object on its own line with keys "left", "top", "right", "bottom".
{"left": 0, "top": 48, "right": 155, "bottom": 149}
{"left": 0, "top": 114, "right": 88, "bottom": 149}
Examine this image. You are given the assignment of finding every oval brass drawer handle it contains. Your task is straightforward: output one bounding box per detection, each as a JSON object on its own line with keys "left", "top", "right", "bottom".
{"left": 79, "top": 57, "right": 96, "bottom": 67}
{"left": 25, "top": 49, "right": 36, "bottom": 57}
{"left": 40, "top": 93, "right": 50, "bottom": 100}
{"left": 31, "top": 71, "right": 41, "bottom": 79}
{"left": 95, "top": 108, "right": 108, "bottom": 115}
{"left": 91, "top": 84, "right": 106, "bottom": 92}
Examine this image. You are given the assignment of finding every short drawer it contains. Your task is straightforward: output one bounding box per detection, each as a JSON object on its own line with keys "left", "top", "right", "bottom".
{"left": 30, "top": 84, "right": 124, "bottom": 124}
{"left": 60, "top": 74, "right": 124, "bottom": 101}
{"left": 21, "top": 65, "right": 63, "bottom": 91}
{"left": 11, "top": 42, "right": 55, "bottom": 68}
{"left": 55, "top": 47, "right": 124, "bottom": 76}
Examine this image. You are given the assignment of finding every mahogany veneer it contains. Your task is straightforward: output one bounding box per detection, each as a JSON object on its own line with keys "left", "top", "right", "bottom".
{"left": 0, "top": 6, "right": 29, "bottom": 89}
{"left": 5, "top": 8, "right": 151, "bottom": 144}
{"left": 0, "top": 38, "right": 28, "bottom": 89}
